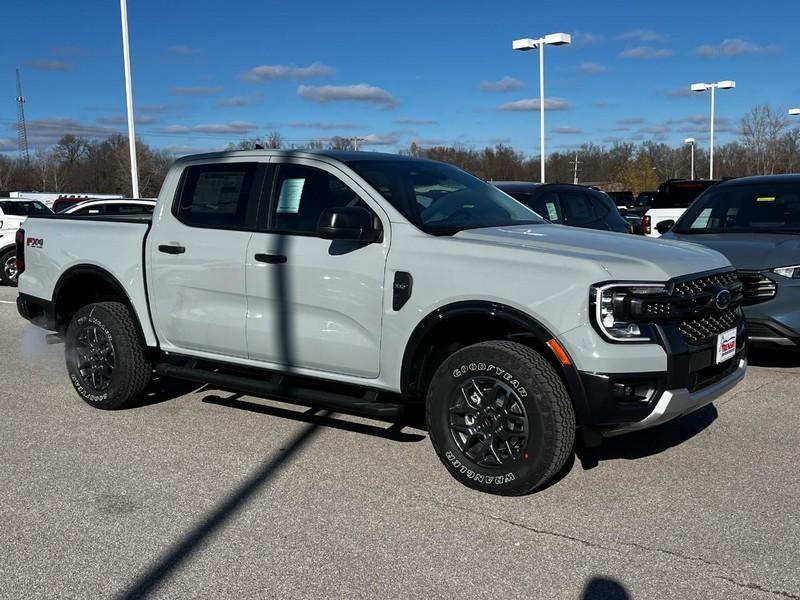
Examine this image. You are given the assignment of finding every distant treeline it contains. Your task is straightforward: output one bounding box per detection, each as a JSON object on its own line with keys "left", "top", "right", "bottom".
{"left": 2, "top": 104, "right": 798, "bottom": 197}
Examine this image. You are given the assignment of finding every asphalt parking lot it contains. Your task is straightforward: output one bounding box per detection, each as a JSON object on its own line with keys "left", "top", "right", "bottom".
{"left": 1, "top": 284, "right": 799, "bottom": 600}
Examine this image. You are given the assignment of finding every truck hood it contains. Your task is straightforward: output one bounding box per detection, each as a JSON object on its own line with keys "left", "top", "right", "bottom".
{"left": 455, "top": 224, "right": 731, "bottom": 280}
{"left": 664, "top": 232, "right": 800, "bottom": 270}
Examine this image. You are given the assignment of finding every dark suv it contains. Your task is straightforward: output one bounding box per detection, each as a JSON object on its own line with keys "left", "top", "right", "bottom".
{"left": 494, "top": 182, "right": 632, "bottom": 233}
{"left": 661, "top": 175, "right": 800, "bottom": 348}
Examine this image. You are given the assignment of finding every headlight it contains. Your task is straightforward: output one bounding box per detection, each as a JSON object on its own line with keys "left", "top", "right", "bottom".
{"left": 592, "top": 283, "right": 667, "bottom": 342}
{"left": 773, "top": 265, "right": 800, "bottom": 279}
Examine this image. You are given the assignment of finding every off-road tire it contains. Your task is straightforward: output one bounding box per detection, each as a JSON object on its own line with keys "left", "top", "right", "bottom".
{"left": 426, "top": 340, "right": 575, "bottom": 495}
{"left": 0, "top": 248, "right": 18, "bottom": 287}
{"left": 65, "top": 302, "right": 151, "bottom": 410}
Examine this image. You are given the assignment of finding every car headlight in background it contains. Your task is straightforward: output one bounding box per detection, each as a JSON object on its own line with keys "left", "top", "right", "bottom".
{"left": 592, "top": 283, "right": 667, "bottom": 342}
{"left": 772, "top": 265, "right": 800, "bottom": 279}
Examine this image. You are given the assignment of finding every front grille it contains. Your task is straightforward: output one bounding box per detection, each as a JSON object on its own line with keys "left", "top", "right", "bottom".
{"left": 738, "top": 271, "right": 777, "bottom": 306}
{"left": 678, "top": 307, "right": 739, "bottom": 345}
{"left": 673, "top": 271, "right": 739, "bottom": 297}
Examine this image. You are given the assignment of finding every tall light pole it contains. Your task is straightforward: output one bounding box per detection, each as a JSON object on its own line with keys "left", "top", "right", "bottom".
{"left": 684, "top": 137, "right": 695, "bottom": 180}
{"left": 119, "top": 0, "right": 140, "bottom": 198}
{"left": 513, "top": 33, "right": 571, "bottom": 183}
{"left": 690, "top": 80, "right": 735, "bottom": 180}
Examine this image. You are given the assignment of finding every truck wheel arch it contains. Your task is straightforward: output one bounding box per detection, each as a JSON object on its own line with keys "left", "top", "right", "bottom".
{"left": 52, "top": 265, "right": 149, "bottom": 349}
{"left": 400, "top": 301, "right": 590, "bottom": 424}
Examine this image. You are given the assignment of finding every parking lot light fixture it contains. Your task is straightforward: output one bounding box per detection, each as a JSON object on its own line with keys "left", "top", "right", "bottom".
{"left": 790, "top": 108, "right": 800, "bottom": 116}
{"left": 691, "top": 80, "right": 736, "bottom": 180}
{"left": 513, "top": 32, "right": 572, "bottom": 183}
{"left": 684, "top": 137, "right": 696, "bottom": 180}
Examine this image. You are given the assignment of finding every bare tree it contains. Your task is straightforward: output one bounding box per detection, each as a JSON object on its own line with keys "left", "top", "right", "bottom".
{"left": 266, "top": 131, "right": 283, "bottom": 149}
{"left": 741, "top": 105, "right": 790, "bottom": 175}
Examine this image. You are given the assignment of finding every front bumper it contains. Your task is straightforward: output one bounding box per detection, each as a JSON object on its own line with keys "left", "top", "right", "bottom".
{"left": 602, "top": 357, "right": 746, "bottom": 436}
{"left": 576, "top": 313, "right": 747, "bottom": 433}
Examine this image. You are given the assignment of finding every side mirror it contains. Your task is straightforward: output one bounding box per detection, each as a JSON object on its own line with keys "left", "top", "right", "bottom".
{"left": 317, "top": 207, "right": 381, "bottom": 242}
{"left": 656, "top": 219, "right": 675, "bottom": 234}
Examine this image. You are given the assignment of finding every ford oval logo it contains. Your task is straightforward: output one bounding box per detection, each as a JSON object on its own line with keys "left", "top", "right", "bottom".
{"left": 714, "top": 288, "right": 732, "bottom": 310}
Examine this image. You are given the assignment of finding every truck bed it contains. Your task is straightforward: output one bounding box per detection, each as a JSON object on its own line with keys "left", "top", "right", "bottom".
{"left": 19, "top": 214, "right": 157, "bottom": 344}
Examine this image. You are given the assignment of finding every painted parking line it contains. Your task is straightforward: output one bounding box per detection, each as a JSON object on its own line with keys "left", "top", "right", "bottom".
{"left": 0, "top": 300, "right": 15, "bottom": 304}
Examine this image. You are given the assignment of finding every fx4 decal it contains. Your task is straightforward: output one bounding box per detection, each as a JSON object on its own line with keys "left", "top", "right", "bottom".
{"left": 26, "top": 237, "right": 44, "bottom": 248}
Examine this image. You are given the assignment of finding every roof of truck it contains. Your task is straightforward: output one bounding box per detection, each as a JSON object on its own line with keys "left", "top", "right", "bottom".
{"left": 174, "top": 149, "right": 423, "bottom": 164}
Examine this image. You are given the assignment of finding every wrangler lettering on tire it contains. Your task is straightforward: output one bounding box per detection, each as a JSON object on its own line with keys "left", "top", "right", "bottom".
{"left": 426, "top": 341, "right": 575, "bottom": 495}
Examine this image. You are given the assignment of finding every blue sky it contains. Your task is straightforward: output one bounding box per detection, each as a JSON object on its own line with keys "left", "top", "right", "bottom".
{"left": 2, "top": 0, "right": 799, "bottom": 156}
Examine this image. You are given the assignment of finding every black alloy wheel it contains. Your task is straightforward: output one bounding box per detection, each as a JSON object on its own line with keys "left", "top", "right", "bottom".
{"left": 73, "top": 323, "right": 117, "bottom": 392}
{"left": 449, "top": 377, "right": 529, "bottom": 467}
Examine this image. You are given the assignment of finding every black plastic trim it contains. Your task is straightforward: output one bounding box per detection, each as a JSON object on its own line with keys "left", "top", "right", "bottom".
{"left": 399, "top": 300, "right": 590, "bottom": 424}
{"left": 51, "top": 264, "right": 150, "bottom": 347}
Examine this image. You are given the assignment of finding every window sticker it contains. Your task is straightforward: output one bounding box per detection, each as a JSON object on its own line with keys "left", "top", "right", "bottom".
{"left": 277, "top": 178, "right": 305, "bottom": 213}
{"left": 546, "top": 202, "right": 558, "bottom": 221}
{"left": 691, "top": 207, "right": 712, "bottom": 228}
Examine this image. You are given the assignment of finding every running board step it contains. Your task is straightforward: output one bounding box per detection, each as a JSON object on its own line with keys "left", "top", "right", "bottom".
{"left": 154, "top": 362, "right": 406, "bottom": 419}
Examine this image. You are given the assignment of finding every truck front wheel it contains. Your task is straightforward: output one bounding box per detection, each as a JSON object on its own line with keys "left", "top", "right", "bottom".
{"left": 65, "top": 301, "right": 151, "bottom": 410}
{"left": 426, "top": 341, "right": 575, "bottom": 495}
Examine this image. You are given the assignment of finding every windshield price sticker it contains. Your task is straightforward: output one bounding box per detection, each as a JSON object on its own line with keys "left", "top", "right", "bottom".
{"left": 716, "top": 328, "right": 737, "bottom": 364}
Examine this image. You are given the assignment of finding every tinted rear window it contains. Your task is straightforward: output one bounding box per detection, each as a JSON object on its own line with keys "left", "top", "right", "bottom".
{"left": 652, "top": 181, "right": 717, "bottom": 209}
{"left": 0, "top": 201, "right": 51, "bottom": 216}
{"left": 176, "top": 163, "right": 258, "bottom": 229}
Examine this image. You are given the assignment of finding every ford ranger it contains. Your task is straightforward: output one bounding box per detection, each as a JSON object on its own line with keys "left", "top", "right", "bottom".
{"left": 16, "top": 150, "right": 747, "bottom": 495}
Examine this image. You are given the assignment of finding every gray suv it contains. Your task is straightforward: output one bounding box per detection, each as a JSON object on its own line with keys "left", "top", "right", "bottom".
{"left": 661, "top": 175, "right": 800, "bottom": 348}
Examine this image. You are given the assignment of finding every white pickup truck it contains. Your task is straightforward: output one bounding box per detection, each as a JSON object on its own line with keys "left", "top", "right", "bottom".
{"left": 16, "top": 150, "right": 747, "bottom": 494}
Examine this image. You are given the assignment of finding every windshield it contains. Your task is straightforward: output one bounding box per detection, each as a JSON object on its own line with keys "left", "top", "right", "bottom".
{"left": 347, "top": 159, "right": 544, "bottom": 235}
{"left": 0, "top": 201, "right": 52, "bottom": 216}
{"left": 673, "top": 182, "right": 800, "bottom": 234}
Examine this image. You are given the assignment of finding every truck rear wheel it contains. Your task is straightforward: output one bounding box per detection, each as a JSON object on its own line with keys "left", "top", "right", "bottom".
{"left": 65, "top": 301, "right": 151, "bottom": 410}
{"left": 0, "top": 248, "right": 18, "bottom": 287}
{"left": 426, "top": 341, "right": 575, "bottom": 495}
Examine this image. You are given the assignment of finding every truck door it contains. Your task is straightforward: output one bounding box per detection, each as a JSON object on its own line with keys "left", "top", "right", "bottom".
{"left": 245, "top": 159, "right": 388, "bottom": 378}
{"left": 148, "top": 161, "right": 264, "bottom": 358}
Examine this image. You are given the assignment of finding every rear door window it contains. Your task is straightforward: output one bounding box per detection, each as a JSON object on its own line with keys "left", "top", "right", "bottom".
{"left": 559, "top": 190, "right": 598, "bottom": 226}
{"left": 176, "top": 163, "right": 260, "bottom": 229}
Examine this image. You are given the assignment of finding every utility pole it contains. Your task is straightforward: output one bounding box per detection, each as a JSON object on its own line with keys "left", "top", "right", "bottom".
{"left": 351, "top": 137, "right": 364, "bottom": 151}
{"left": 119, "top": 0, "right": 140, "bottom": 198}
{"left": 570, "top": 153, "right": 581, "bottom": 184}
{"left": 15, "top": 68, "right": 30, "bottom": 164}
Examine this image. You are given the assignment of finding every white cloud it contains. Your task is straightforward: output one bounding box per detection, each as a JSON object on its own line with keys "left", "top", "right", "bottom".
{"left": 96, "top": 115, "right": 158, "bottom": 126}
{"left": 240, "top": 62, "right": 334, "bottom": 82}
{"left": 162, "top": 121, "right": 257, "bottom": 134}
{"left": 168, "top": 45, "right": 199, "bottom": 55}
{"left": 617, "top": 117, "right": 646, "bottom": 125}
{"left": 553, "top": 126, "right": 584, "bottom": 134}
{"left": 572, "top": 32, "right": 603, "bottom": 46}
{"left": 696, "top": 38, "right": 779, "bottom": 58}
{"left": 497, "top": 97, "right": 572, "bottom": 112}
{"left": 297, "top": 84, "right": 399, "bottom": 108}
{"left": 395, "top": 117, "right": 437, "bottom": 125}
{"left": 289, "top": 121, "right": 359, "bottom": 130}
{"left": 172, "top": 86, "right": 224, "bottom": 96}
{"left": 24, "top": 59, "right": 74, "bottom": 71}
{"left": 620, "top": 46, "right": 673, "bottom": 59}
{"left": 618, "top": 29, "right": 666, "bottom": 42}
{"left": 479, "top": 77, "right": 524, "bottom": 92}
{"left": 359, "top": 134, "right": 398, "bottom": 146}
{"left": 579, "top": 62, "right": 607, "bottom": 74}
{"left": 215, "top": 93, "right": 263, "bottom": 108}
